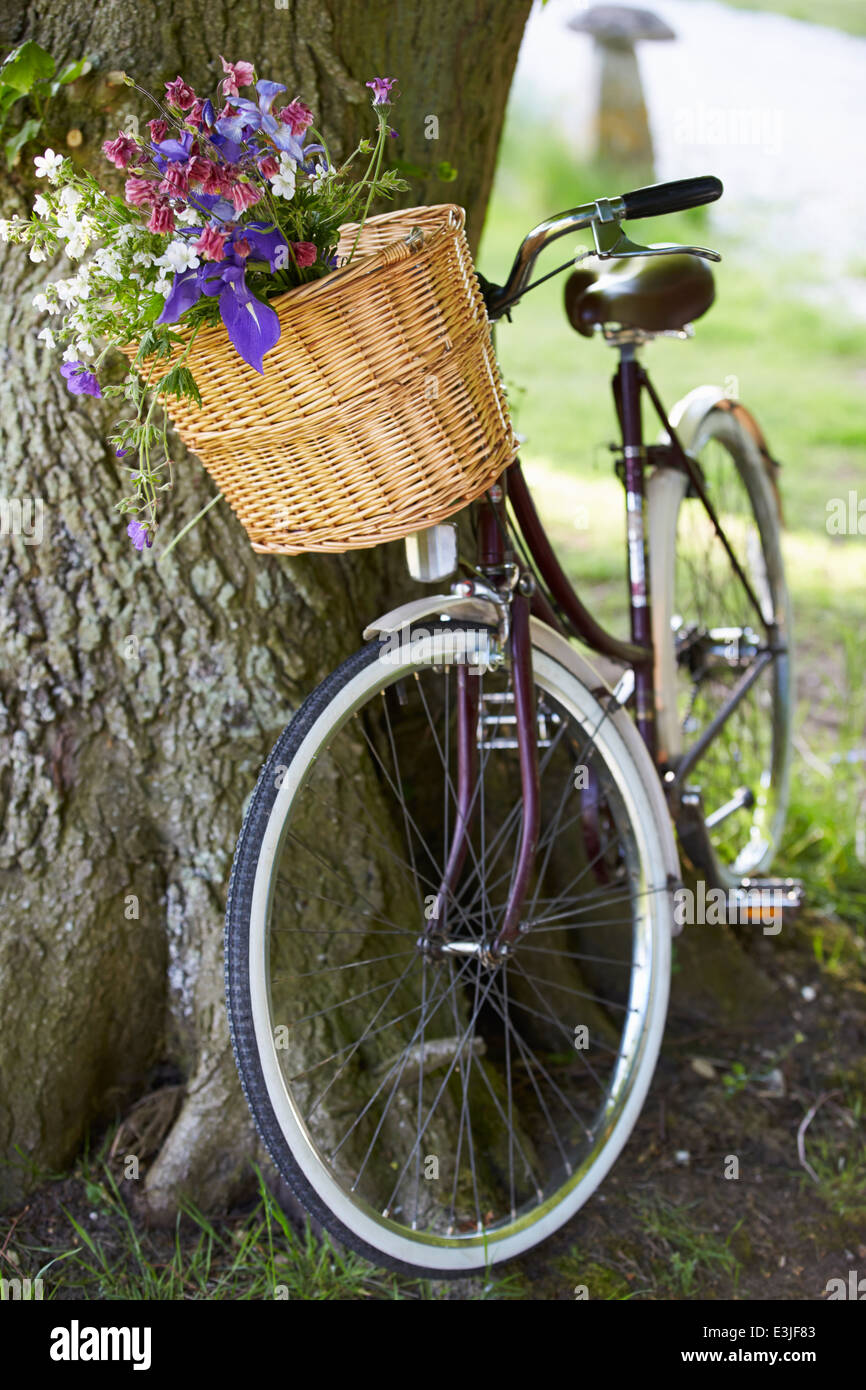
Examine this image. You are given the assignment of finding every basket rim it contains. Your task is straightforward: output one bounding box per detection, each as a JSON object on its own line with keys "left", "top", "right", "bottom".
{"left": 121, "top": 203, "right": 470, "bottom": 362}
{"left": 246, "top": 202, "right": 468, "bottom": 313}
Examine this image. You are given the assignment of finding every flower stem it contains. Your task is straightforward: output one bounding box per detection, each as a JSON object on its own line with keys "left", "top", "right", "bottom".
{"left": 156, "top": 489, "right": 223, "bottom": 563}
{"left": 348, "top": 110, "right": 388, "bottom": 262}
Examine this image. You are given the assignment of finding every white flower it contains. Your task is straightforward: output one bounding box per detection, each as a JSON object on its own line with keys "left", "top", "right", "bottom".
{"left": 60, "top": 214, "right": 98, "bottom": 259}
{"left": 270, "top": 155, "right": 297, "bottom": 200}
{"left": 74, "top": 339, "right": 95, "bottom": 358}
{"left": 54, "top": 276, "right": 90, "bottom": 305}
{"left": 93, "top": 247, "right": 123, "bottom": 281}
{"left": 37, "top": 326, "right": 56, "bottom": 349}
{"left": 29, "top": 244, "right": 47, "bottom": 262}
{"left": 62, "top": 343, "right": 80, "bottom": 362}
{"left": 32, "top": 195, "right": 50, "bottom": 216}
{"left": 157, "top": 239, "right": 200, "bottom": 273}
{"left": 154, "top": 275, "right": 173, "bottom": 296}
{"left": 32, "top": 292, "right": 51, "bottom": 312}
{"left": 176, "top": 206, "right": 201, "bottom": 226}
{"left": 58, "top": 185, "right": 82, "bottom": 215}
{"left": 310, "top": 161, "right": 330, "bottom": 193}
{"left": 34, "top": 148, "right": 64, "bottom": 183}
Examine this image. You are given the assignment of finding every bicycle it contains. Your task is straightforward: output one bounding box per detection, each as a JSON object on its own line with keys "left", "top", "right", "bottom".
{"left": 225, "top": 175, "right": 797, "bottom": 1277}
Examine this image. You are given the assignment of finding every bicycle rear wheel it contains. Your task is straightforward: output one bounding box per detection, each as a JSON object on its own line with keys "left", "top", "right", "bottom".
{"left": 226, "top": 622, "right": 674, "bottom": 1276}
{"left": 649, "top": 404, "right": 793, "bottom": 886}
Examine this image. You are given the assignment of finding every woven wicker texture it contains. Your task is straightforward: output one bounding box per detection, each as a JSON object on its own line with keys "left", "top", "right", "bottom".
{"left": 135, "top": 204, "right": 517, "bottom": 553}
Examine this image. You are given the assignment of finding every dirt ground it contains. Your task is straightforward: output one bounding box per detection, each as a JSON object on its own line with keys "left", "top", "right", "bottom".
{"left": 509, "top": 907, "right": 866, "bottom": 1300}
{"left": 4, "top": 900, "right": 864, "bottom": 1302}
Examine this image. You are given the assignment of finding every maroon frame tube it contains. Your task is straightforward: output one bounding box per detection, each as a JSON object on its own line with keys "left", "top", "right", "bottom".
{"left": 507, "top": 460, "right": 650, "bottom": 667}
{"left": 428, "top": 664, "right": 479, "bottom": 937}
{"left": 614, "top": 354, "right": 656, "bottom": 756}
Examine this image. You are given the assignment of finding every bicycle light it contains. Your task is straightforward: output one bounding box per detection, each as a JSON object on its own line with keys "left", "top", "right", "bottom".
{"left": 404, "top": 522, "right": 458, "bottom": 583}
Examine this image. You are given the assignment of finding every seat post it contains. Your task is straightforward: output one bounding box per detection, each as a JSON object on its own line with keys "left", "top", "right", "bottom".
{"left": 614, "top": 342, "right": 656, "bottom": 757}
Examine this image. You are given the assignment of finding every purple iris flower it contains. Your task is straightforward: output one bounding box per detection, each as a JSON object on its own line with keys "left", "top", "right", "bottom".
{"left": 211, "top": 265, "right": 280, "bottom": 374}
{"left": 150, "top": 131, "right": 194, "bottom": 171}
{"left": 216, "top": 80, "right": 308, "bottom": 159}
{"left": 60, "top": 361, "right": 101, "bottom": 397}
{"left": 127, "top": 519, "right": 152, "bottom": 550}
{"left": 157, "top": 222, "right": 287, "bottom": 373}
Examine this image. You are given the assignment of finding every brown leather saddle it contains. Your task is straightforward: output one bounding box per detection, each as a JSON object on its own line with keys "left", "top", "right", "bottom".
{"left": 565, "top": 250, "right": 715, "bottom": 337}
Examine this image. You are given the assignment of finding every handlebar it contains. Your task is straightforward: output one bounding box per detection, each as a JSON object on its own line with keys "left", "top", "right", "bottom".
{"left": 484, "top": 175, "right": 723, "bottom": 321}
{"left": 620, "top": 175, "right": 722, "bottom": 221}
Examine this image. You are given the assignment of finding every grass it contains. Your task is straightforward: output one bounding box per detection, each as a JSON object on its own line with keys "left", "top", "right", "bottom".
{"left": 0, "top": 1149, "right": 523, "bottom": 1301}
{"left": 636, "top": 1198, "right": 745, "bottom": 1298}
{"left": 796, "top": 1080, "right": 866, "bottom": 1227}
{"left": 555, "top": 1198, "right": 745, "bottom": 1300}
{"left": 679, "top": 0, "right": 866, "bottom": 39}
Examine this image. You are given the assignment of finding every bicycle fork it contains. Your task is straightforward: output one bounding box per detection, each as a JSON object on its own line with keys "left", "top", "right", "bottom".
{"left": 424, "top": 487, "right": 540, "bottom": 961}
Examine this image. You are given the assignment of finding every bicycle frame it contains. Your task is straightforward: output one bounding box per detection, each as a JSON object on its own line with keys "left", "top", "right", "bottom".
{"left": 454, "top": 352, "right": 785, "bottom": 949}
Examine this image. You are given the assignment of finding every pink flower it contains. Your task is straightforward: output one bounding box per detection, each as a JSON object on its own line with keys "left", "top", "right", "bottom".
{"left": 148, "top": 118, "right": 168, "bottom": 142}
{"left": 124, "top": 176, "right": 158, "bottom": 207}
{"left": 164, "top": 77, "right": 197, "bottom": 111}
{"left": 198, "top": 160, "right": 228, "bottom": 195}
{"left": 233, "top": 236, "right": 251, "bottom": 259}
{"left": 258, "top": 154, "right": 280, "bottom": 179}
{"left": 187, "top": 155, "right": 212, "bottom": 185}
{"left": 277, "top": 101, "right": 314, "bottom": 135}
{"left": 292, "top": 241, "right": 318, "bottom": 269}
{"left": 147, "top": 202, "right": 176, "bottom": 234}
{"left": 230, "top": 181, "right": 261, "bottom": 214}
{"left": 195, "top": 225, "right": 227, "bottom": 261}
{"left": 220, "top": 56, "right": 255, "bottom": 98}
{"left": 366, "top": 77, "right": 396, "bottom": 106}
{"left": 186, "top": 98, "right": 206, "bottom": 128}
{"left": 102, "top": 131, "right": 139, "bottom": 169}
{"left": 159, "top": 164, "right": 189, "bottom": 196}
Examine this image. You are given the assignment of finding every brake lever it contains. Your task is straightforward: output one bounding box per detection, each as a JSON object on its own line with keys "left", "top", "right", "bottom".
{"left": 591, "top": 219, "right": 722, "bottom": 263}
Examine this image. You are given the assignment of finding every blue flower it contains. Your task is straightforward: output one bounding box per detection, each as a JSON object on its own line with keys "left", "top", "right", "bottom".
{"left": 60, "top": 361, "right": 101, "bottom": 397}
{"left": 127, "top": 519, "right": 153, "bottom": 550}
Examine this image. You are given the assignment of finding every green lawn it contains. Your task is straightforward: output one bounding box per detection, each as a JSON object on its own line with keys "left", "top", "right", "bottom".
{"left": 681, "top": 0, "right": 866, "bottom": 37}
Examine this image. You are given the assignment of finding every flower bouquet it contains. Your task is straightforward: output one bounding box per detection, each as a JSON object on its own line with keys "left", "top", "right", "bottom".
{"left": 2, "top": 61, "right": 516, "bottom": 555}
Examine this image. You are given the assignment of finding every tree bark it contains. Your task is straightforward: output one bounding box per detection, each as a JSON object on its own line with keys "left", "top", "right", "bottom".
{"left": 0, "top": 0, "right": 531, "bottom": 1216}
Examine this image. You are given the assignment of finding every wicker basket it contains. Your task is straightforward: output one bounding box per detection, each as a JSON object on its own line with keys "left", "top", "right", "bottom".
{"left": 136, "top": 204, "right": 517, "bottom": 553}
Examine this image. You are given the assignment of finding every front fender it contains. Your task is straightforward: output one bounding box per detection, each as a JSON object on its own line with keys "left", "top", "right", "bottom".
{"left": 362, "top": 593, "right": 500, "bottom": 641}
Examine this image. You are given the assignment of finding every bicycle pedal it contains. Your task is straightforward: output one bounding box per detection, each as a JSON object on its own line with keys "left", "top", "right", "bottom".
{"left": 727, "top": 877, "right": 804, "bottom": 925}
{"left": 476, "top": 692, "right": 560, "bottom": 750}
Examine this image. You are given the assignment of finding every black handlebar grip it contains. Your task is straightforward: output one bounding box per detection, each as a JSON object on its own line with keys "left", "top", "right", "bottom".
{"left": 620, "top": 176, "right": 723, "bottom": 220}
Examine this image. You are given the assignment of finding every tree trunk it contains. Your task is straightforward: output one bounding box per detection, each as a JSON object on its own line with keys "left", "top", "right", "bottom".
{"left": 0, "top": 0, "right": 531, "bottom": 1216}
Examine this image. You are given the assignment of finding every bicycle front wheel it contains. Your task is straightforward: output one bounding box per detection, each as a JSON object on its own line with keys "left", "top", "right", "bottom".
{"left": 226, "top": 622, "right": 673, "bottom": 1277}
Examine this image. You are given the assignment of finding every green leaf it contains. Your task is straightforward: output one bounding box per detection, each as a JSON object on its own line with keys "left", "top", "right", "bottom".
{"left": 159, "top": 364, "right": 202, "bottom": 407}
{"left": 53, "top": 56, "right": 90, "bottom": 89}
{"left": 436, "top": 161, "right": 458, "bottom": 183}
{"left": 0, "top": 40, "right": 55, "bottom": 94}
{"left": 5, "top": 116, "right": 43, "bottom": 166}
{"left": 390, "top": 156, "right": 428, "bottom": 180}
